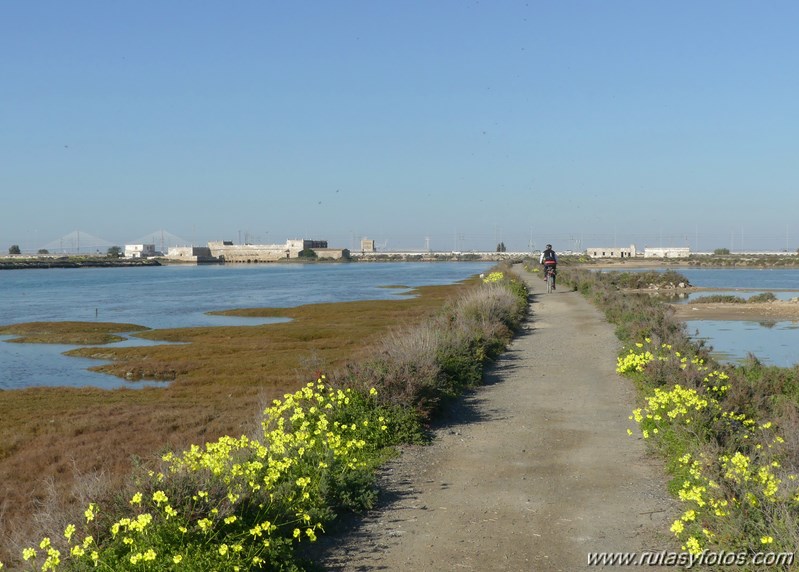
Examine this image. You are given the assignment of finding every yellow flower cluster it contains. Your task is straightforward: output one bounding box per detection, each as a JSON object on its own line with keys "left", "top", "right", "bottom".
{"left": 616, "top": 338, "right": 709, "bottom": 375}
{"left": 616, "top": 338, "right": 669, "bottom": 374}
{"left": 669, "top": 443, "right": 795, "bottom": 553}
{"left": 629, "top": 384, "right": 712, "bottom": 440}
{"left": 702, "top": 369, "right": 730, "bottom": 396}
{"left": 18, "top": 378, "right": 390, "bottom": 570}
{"left": 621, "top": 339, "right": 799, "bottom": 554}
{"left": 616, "top": 347, "right": 656, "bottom": 373}
{"left": 721, "top": 452, "right": 782, "bottom": 500}
{"left": 668, "top": 453, "right": 729, "bottom": 554}
{"left": 482, "top": 271, "right": 505, "bottom": 284}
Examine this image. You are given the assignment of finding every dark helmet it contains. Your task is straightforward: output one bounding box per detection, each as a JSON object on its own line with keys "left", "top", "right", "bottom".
{"left": 546, "top": 244, "right": 552, "bottom": 249}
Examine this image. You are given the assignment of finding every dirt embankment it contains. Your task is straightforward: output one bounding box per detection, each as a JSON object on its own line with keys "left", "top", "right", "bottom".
{"left": 308, "top": 268, "right": 678, "bottom": 571}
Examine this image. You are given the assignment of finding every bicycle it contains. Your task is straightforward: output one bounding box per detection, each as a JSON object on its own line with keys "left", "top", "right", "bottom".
{"left": 544, "top": 266, "right": 556, "bottom": 293}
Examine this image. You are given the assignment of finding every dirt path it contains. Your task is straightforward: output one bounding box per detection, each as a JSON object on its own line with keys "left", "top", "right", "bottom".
{"left": 311, "top": 267, "right": 679, "bottom": 571}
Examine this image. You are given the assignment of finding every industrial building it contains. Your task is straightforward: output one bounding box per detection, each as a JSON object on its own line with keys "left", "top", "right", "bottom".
{"left": 207, "top": 239, "right": 349, "bottom": 263}
{"left": 585, "top": 245, "right": 691, "bottom": 259}
{"left": 643, "top": 247, "right": 690, "bottom": 258}
{"left": 585, "top": 245, "right": 637, "bottom": 259}
{"left": 165, "top": 246, "right": 218, "bottom": 263}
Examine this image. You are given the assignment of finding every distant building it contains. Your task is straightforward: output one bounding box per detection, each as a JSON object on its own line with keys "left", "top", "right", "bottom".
{"left": 644, "top": 247, "right": 690, "bottom": 258}
{"left": 585, "top": 245, "right": 637, "bottom": 259}
{"left": 361, "top": 239, "right": 376, "bottom": 252}
{"left": 208, "top": 239, "right": 348, "bottom": 262}
{"left": 165, "top": 246, "right": 219, "bottom": 263}
{"left": 124, "top": 244, "right": 157, "bottom": 258}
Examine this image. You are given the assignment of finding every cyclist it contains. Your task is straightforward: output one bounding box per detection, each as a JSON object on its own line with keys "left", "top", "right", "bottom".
{"left": 539, "top": 244, "right": 557, "bottom": 289}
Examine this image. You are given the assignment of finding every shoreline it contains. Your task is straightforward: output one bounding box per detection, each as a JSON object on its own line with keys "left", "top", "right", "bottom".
{"left": 576, "top": 259, "right": 799, "bottom": 321}
{"left": 0, "top": 257, "right": 161, "bottom": 270}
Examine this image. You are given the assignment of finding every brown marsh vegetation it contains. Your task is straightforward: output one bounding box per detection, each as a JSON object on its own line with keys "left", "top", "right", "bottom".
{"left": 0, "top": 321, "right": 149, "bottom": 345}
{"left": 0, "top": 279, "right": 475, "bottom": 560}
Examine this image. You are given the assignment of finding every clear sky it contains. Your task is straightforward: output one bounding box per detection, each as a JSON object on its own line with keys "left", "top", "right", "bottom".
{"left": 2, "top": 1, "right": 797, "bottom": 254}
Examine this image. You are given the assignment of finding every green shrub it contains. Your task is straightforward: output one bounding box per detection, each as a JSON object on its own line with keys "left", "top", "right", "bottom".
{"left": 341, "top": 268, "right": 526, "bottom": 419}
{"left": 748, "top": 292, "right": 777, "bottom": 303}
{"left": 691, "top": 295, "right": 746, "bottom": 304}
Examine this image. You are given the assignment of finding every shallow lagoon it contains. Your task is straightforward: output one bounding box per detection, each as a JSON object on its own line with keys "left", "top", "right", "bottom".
{"left": 0, "top": 262, "right": 492, "bottom": 389}
{"left": 685, "top": 319, "right": 799, "bottom": 368}
{"left": 638, "top": 267, "right": 799, "bottom": 367}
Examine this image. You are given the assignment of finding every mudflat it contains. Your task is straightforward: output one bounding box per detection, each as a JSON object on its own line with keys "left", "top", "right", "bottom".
{"left": 309, "top": 267, "right": 679, "bottom": 570}
{"left": 670, "top": 299, "right": 799, "bottom": 321}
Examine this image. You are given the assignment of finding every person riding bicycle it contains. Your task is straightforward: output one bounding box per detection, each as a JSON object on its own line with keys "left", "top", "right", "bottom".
{"left": 539, "top": 244, "right": 557, "bottom": 289}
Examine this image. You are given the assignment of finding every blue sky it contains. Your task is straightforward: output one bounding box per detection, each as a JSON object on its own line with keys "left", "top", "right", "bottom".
{"left": 2, "top": 1, "right": 797, "bottom": 254}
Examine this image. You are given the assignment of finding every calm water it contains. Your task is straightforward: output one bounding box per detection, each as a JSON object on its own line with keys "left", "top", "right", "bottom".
{"left": 646, "top": 268, "right": 799, "bottom": 367}
{"left": 0, "top": 262, "right": 492, "bottom": 390}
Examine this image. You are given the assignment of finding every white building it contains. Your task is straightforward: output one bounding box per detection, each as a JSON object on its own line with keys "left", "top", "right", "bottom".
{"left": 585, "top": 245, "right": 637, "bottom": 259}
{"left": 124, "top": 244, "right": 156, "bottom": 258}
{"left": 644, "top": 247, "right": 690, "bottom": 258}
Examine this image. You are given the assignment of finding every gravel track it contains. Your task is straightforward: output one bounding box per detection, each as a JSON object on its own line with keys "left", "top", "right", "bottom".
{"left": 309, "top": 267, "right": 679, "bottom": 571}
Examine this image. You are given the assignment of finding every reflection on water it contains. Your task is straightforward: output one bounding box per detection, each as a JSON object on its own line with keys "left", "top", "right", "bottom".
{"left": 686, "top": 320, "right": 799, "bottom": 368}
{"left": 621, "top": 267, "right": 799, "bottom": 368}
{"left": 679, "top": 288, "right": 799, "bottom": 367}
{"left": 0, "top": 335, "right": 169, "bottom": 390}
{"left": 0, "top": 316, "right": 293, "bottom": 390}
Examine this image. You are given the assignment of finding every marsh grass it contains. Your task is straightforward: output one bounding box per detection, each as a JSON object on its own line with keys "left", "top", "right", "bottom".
{"left": 0, "top": 281, "right": 471, "bottom": 562}
{"left": 690, "top": 295, "right": 747, "bottom": 304}
{"left": 611, "top": 269, "right": 691, "bottom": 290}
{"left": 0, "top": 322, "right": 149, "bottom": 345}
{"left": 687, "top": 255, "right": 799, "bottom": 268}
{"left": 0, "top": 266, "right": 529, "bottom": 568}
{"left": 747, "top": 292, "right": 778, "bottom": 303}
{"left": 688, "top": 293, "right": 778, "bottom": 304}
